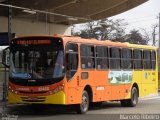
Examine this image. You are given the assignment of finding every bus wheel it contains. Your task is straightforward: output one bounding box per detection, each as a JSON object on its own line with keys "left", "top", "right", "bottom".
{"left": 91, "top": 102, "right": 103, "bottom": 107}
{"left": 76, "top": 91, "right": 89, "bottom": 114}
{"left": 128, "top": 87, "right": 138, "bottom": 107}
{"left": 120, "top": 100, "right": 128, "bottom": 107}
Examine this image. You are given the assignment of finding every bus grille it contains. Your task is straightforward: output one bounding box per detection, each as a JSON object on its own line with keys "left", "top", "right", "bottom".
{"left": 21, "top": 97, "right": 46, "bottom": 102}
{"left": 19, "top": 91, "right": 48, "bottom": 94}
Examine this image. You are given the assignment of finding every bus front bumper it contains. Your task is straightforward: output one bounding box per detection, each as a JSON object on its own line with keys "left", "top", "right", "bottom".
{"left": 8, "top": 90, "right": 66, "bottom": 105}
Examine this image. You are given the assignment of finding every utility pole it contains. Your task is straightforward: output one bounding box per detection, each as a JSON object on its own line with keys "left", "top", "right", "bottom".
{"left": 158, "top": 13, "right": 160, "bottom": 72}
{"left": 2, "top": 0, "right": 12, "bottom": 113}
{"left": 159, "top": 13, "right": 160, "bottom": 48}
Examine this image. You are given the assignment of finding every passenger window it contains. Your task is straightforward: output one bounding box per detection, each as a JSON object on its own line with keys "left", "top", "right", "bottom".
{"left": 143, "top": 50, "right": 151, "bottom": 69}
{"left": 96, "top": 46, "right": 108, "bottom": 70}
{"left": 133, "top": 49, "right": 142, "bottom": 70}
{"left": 121, "top": 48, "right": 132, "bottom": 69}
{"left": 80, "top": 44, "right": 95, "bottom": 69}
{"left": 66, "top": 43, "right": 78, "bottom": 80}
{"left": 109, "top": 47, "right": 121, "bottom": 69}
{"left": 151, "top": 51, "right": 156, "bottom": 70}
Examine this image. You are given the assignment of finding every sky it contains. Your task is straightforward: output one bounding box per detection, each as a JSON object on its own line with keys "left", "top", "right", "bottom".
{"left": 73, "top": 0, "right": 160, "bottom": 46}
{"left": 74, "top": 0, "right": 160, "bottom": 42}
{"left": 110, "top": 0, "right": 160, "bottom": 33}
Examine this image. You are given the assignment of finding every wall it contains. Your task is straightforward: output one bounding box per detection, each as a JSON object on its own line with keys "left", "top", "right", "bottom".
{"left": 0, "top": 16, "right": 71, "bottom": 36}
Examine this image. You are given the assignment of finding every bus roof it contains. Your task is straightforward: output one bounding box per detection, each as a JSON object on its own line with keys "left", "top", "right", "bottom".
{"left": 61, "top": 36, "right": 157, "bottom": 50}
{"left": 127, "top": 43, "right": 158, "bottom": 50}
{"left": 14, "top": 34, "right": 158, "bottom": 50}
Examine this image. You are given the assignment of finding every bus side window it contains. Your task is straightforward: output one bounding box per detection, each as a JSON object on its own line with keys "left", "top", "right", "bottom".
{"left": 96, "top": 46, "right": 108, "bottom": 70}
{"left": 80, "top": 44, "right": 95, "bottom": 69}
{"left": 151, "top": 51, "right": 156, "bottom": 70}
{"left": 143, "top": 50, "right": 151, "bottom": 69}
{"left": 121, "top": 48, "right": 132, "bottom": 70}
{"left": 109, "top": 47, "right": 121, "bottom": 69}
{"left": 66, "top": 43, "right": 78, "bottom": 81}
{"left": 133, "top": 49, "right": 143, "bottom": 70}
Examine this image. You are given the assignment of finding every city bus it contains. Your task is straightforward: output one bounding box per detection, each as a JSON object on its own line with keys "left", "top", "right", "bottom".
{"left": 2, "top": 34, "right": 158, "bottom": 114}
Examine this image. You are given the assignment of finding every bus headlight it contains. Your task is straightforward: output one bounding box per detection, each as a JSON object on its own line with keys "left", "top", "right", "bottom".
{"left": 11, "top": 89, "right": 18, "bottom": 94}
{"left": 9, "top": 86, "right": 18, "bottom": 94}
{"left": 48, "top": 84, "right": 64, "bottom": 95}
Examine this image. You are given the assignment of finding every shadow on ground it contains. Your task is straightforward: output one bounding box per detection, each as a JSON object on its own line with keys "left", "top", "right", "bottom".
{"left": 3, "top": 102, "right": 123, "bottom": 116}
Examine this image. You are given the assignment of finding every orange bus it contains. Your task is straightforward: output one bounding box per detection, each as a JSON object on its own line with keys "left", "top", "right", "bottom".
{"left": 2, "top": 35, "right": 158, "bottom": 113}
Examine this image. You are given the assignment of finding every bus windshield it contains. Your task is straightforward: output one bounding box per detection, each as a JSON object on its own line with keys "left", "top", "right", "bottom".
{"left": 10, "top": 50, "right": 64, "bottom": 79}
{"left": 10, "top": 48, "right": 64, "bottom": 79}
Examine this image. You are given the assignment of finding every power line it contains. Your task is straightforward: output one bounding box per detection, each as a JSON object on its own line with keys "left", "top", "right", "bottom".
{"left": 159, "top": 13, "right": 160, "bottom": 48}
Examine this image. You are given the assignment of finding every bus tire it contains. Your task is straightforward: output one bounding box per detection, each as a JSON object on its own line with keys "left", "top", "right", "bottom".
{"left": 127, "top": 87, "right": 138, "bottom": 107}
{"left": 76, "top": 91, "right": 89, "bottom": 114}
{"left": 91, "top": 102, "right": 103, "bottom": 107}
{"left": 120, "top": 100, "right": 128, "bottom": 107}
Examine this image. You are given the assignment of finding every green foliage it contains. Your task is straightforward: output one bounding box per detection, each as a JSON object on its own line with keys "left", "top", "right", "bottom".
{"left": 125, "top": 29, "right": 147, "bottom": 45}
{"left": 72, "top": 19, "right": 149, "bottom": 45}
{"left": 72, "top": 18, "right": 127, "bottom": 42}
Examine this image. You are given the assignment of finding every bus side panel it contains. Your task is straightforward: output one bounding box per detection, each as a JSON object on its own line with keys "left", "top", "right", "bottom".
{"left": 93, "top": 71, "right": 111, "bottom": 102}
{"left": 107, "top": 70, "right": 133, "bottom": 100}
{"left": 91, "top": 86, "right": 112, "bottom": 102}
{"left": 140, "top": 70, "right": 158, "bottom": 97}
{"left": 150, "top": 70, "right": 158, "bottom": 95}
{"left": 93, "top": 71, "right": 110, "bottom": 86}
{"left": 111, "top": 85, "right": 126, "bottom": 100}
{"left": 132, "top": 71, "right": 142, "bottom": 96}
{"left": 67, "top": 87, "right": 82, "bottom": 104}
{"left": 66, "top": 73, "right": 82, "bottom": 104}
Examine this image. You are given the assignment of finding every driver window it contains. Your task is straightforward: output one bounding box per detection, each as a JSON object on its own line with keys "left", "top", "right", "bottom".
{"left": 66, "top": 43, "right": 78, "bottom": 81}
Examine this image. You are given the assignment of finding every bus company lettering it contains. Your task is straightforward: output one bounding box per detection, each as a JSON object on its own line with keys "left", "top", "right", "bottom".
{"left": 38, "top": 87, "right": 49, "bottom": 91}
{"left": 96, "top": 86, "right": 105, "bottom": 90}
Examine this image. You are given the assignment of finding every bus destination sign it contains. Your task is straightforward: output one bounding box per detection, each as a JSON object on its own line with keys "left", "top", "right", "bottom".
{"left": 16, "top": 40, "right": 51, "bottom": 45}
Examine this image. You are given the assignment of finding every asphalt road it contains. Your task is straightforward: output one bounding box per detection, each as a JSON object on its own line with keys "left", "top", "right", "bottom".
{"left": 1, "top": 93, "right": 160, "bottom": 120}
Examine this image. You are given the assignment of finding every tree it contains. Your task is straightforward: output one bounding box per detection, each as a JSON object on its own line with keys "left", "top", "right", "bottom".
{"left": 72, "top": 18, "right": 127, "bottom": 41}
{"left": 72, "top": 18, "right": 155, "bottom": 46}
{"left": 125, "top": 29, "right": 147, "bottom": 45}
{"left": 140, "top": 24, "right": 158, "bottom": 46}
{"left": 152, "top": 24, "right": 158, "bottom": 46}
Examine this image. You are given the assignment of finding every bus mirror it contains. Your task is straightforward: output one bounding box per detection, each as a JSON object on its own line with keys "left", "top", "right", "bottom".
{"left": 2, "top": 47, "right": 10, "bottom": 68}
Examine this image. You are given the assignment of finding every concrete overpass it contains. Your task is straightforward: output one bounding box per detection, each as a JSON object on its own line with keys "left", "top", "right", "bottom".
{"left": 0, "top": 0, "right": 148, "bottom": 36}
